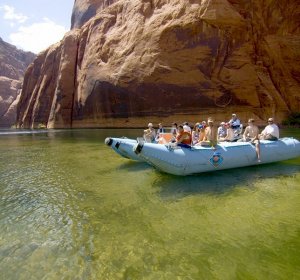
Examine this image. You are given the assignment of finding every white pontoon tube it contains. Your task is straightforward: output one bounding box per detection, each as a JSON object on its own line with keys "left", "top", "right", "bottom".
{"left": 133, "top": 138, "right": 300, "bottom": 176}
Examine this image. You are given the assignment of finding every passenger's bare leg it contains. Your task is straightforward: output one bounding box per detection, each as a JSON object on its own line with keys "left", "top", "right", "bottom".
{"left": 256, "top": 142, "right": 261, "bottom": 162}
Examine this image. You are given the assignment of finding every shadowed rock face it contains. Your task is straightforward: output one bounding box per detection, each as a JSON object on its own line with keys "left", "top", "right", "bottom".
{"left": 0, "top": 38, "right": 35, "bottom": 127}
{"left": 0, "top": 77, "right": 22, "bottom": 127}
{"left": 17, "top": 0, "right": 300, "bottom": 128}
{"left": 0, "top": 37, "right": 35, "bottom": 80}
{"left": 71, "top": 0, "right": 118, "bottom": 29}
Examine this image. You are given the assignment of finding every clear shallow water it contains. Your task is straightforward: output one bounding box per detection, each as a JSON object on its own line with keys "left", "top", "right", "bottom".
{"left": 0, "top": 128, "right": 299, "bottom": 280}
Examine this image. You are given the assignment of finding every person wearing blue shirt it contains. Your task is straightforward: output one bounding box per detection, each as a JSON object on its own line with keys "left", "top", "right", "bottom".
{"left": 228, "top": 113, "right": 242, "bottom": 139}
{"left": 228, "top": 113, "right": 241, "bottom": 129}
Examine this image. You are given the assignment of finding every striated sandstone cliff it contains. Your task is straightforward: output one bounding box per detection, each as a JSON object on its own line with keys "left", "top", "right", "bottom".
{"left": 17, "top": 0, "right": 300, "bottom": 128}
{"left": 0, "top": 37, "right": 35, "bottom": 127}
{"left": 0, "top": 77, "right": 22, "bottom": 127}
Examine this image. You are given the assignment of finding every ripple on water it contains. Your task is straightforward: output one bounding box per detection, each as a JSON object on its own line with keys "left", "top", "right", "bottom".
{"left": 0, "top": 150, "right": 95, "bottom": 279}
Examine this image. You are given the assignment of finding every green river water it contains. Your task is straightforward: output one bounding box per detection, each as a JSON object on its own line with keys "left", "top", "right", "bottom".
{"left": 0, "top": 128, "right": 299, "bottom": 280}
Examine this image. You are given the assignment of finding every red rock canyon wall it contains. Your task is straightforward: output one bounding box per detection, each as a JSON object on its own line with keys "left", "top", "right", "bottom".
{"left": 0, "top": 38, "right": 35, "bottom": 127}
{"left": 17, "top": 0, "right": 300, "bottom": 128}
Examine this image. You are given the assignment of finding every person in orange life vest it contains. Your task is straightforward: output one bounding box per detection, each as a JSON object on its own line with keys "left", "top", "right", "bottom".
{"left": 175, "top": 125, "right": 192, "bottom": 145}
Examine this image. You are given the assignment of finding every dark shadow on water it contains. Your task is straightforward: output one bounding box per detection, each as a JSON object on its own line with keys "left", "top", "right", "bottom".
{"left": 153, "top": 161, "right": 300, "bottom": 200}
{"left": 117, "top": 161, "right": 151, "bottom": 172}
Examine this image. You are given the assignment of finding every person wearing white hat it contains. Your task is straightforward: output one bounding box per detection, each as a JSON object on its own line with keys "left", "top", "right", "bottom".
{"left": 217, "top": 121, "right": 227, "bottom": 141}
{"left": 228, "top": 113, "right": 242, "bottom": 139}
{"left": 228, "top": 113, "right": 241, "bottom": 128}
{"left": 143, "top": 122, "right": 156, "bottom": 142}
{"left": 259, "top": 118, "right": 279, "bottom": 140}
{"left": 200, "top": 118, "right": 217, "bottom": 147}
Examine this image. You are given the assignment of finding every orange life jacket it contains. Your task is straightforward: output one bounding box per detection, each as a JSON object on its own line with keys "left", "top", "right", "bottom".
{"left": 176, "top": 131, "right": 192, "bottom": 145}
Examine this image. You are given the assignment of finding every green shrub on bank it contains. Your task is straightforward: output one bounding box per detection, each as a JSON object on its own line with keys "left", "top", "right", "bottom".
{"left": 282, "top": 112, "right": 300, "bottom": 126}
{"left": 38, "top": 123, "right": 47, "bottom": 129}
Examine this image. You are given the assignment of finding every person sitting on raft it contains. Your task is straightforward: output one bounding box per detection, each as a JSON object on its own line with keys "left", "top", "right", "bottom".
{"left": 240, "top": 118, "right": 261, "bottom": 162}
{"left": 196, "top": 118, "right": 217, "bottom": 148}
{"left": 175, "top": 125, "right": 192, "bottom": 146}
{"left": 198, "top": 121, "right": 206, "bottom": 142}
{"left": 218, "top": 123, "right": 235, "bottom": 142}
{"left": 156, "top": 123, "right": 165, "bottom": 134}
{"left": 155, "top": 123, "right": 165, "bottom": 141}
{"left": 229, "top": 113, "right": 242, "bottom": 139}
{"left": 170, "top": 122, "right": 178, "bottom": 137}
{"left": 192, "top": 123, "right": 200, "bottom": 145}
{"left": 259, "top": 118, "right": 279, "bottom": 140}
{"left": 242, "top": 119, "right": 259, "bottom": 142}
{"left": 217, "top": 122, "right": 227, "bottom": 141}
{"left": 143, "top": 123, "right": 156, "bottom": 143}
{"left": 183, "top": 122, "right": 192, "bottom": 133}
{"left": 228, "top": 113, "right": 241, "bottom": 129}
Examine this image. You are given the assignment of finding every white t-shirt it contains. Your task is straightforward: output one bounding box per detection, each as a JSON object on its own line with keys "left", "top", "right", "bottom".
{"left": 229, "top": 118, "right": 241, "bottom": 127}
{"left": 183, "top": 125, "right": 191, "bottom": 133}
{"left": 261, "top": 124, "right": 279, "bottom": 138}
{"left": 217, "top": 126, "right": 227, "bottom": 137}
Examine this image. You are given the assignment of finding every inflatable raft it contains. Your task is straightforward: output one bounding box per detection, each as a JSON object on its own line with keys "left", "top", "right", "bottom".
{"left": 105, "top": 133, "right": 175, "bottom": 162}
{"left": 132, "top": 137, "right": 300, "bottom": 176}
{"left": 105, "top": 137, "right": 142, "bottom": 161}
